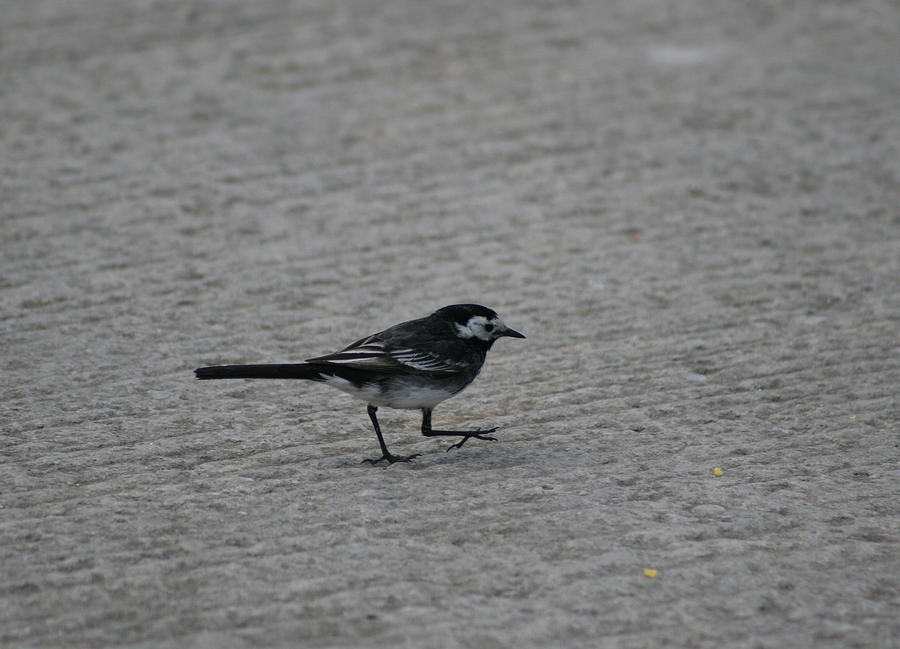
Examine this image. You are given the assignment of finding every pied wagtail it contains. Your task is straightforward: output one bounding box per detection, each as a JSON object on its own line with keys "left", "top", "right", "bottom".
{"left": 195, "top": 304, "right": 525, "bottom": 464}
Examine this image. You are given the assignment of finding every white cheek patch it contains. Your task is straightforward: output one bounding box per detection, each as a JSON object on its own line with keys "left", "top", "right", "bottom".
{"left": 457, "top": 315, "right": 504, "bottom": 341}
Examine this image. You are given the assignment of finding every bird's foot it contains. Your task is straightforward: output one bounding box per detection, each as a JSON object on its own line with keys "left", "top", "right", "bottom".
{"left": 362, "top": 452, "right": 421, "bottom": 465}
{"left": 445, "top": 428, "right": 499, "bottom": 452}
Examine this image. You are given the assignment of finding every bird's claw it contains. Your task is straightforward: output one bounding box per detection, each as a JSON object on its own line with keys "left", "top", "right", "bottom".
{"left": 445, "top": 428, "right": 499, "bottom": 452}
{"left": 362, "top": 452, "right": 421, "bottom": 465}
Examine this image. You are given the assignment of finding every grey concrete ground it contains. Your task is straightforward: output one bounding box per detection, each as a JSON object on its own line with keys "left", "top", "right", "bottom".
{"left": 2, "top": 1, "right": 899, "bottom": 647}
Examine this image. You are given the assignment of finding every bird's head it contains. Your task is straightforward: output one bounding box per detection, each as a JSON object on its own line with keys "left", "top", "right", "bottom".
{"left": 435, "top": 304, "right": 526, "bottom": 345}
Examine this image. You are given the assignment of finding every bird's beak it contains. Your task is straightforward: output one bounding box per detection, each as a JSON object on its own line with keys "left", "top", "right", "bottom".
{"left": 502, "top": 327, "right": 526, "bottom": 339}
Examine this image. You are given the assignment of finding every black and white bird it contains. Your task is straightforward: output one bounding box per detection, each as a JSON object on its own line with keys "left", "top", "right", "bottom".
{"left": 195, "top": 304, "right": 525, "bottom": 464}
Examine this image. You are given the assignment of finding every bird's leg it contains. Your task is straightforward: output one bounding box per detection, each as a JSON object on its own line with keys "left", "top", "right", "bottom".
{"left": 419, "top": 408, "right": 499, "bottom": 452}
{"left": 361, "top": 405, "right": 420, "bottom": 465}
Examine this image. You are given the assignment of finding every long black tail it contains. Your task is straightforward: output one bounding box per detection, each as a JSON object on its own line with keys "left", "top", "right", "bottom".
{"left": 195, "top": 364, "right": 324, "bottom": 380}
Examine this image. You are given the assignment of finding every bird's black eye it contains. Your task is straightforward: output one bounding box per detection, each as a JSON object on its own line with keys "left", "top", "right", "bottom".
{"left": 484, "top": 323, "right": 495, "bottom": 332}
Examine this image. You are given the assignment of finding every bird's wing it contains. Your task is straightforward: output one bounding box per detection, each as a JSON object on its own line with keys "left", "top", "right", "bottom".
{"left": 306, "top": 333, "right": 387, "bottom": 363}
{"left": 386, "top": 347, "right": 468, "bottom": 373}
{"left": 306, "top": 333, "right": 465, "bottom": 374}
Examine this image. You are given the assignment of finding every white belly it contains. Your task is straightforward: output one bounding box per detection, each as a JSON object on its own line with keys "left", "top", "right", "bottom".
{"left": 321, "top": 375, "right": 458, "bottom": 410}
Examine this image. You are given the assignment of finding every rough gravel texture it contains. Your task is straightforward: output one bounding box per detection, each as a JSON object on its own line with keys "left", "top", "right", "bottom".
{"left": 2, "top": 1, "right": 899, "bottom": 648}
